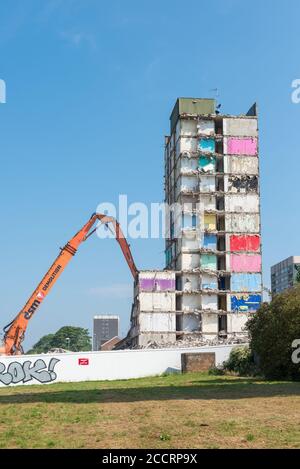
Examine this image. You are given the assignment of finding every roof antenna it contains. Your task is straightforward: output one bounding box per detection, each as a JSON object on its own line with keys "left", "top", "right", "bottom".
{"left": 209, "top": 88, "right": 222, "bottom": 114}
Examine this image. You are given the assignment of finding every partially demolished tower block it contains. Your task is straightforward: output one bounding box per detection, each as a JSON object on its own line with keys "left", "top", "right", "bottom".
{"left": 164, "top": 98, "right": 262, "bottom": 342}
{"left": 128, "top": 98, "right": 262, "bottom": 349}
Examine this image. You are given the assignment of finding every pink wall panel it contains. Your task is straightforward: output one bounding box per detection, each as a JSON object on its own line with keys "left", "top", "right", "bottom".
{"left": 226, "top": 138, "right": 257, "bottom": 155}
{"left": 230, "top": 254, "right": 261, "bottom": 273}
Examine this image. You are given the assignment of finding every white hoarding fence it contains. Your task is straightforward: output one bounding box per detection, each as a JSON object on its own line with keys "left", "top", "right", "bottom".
{"left": 0, "top": 345, "right": 238, "bottom": 387}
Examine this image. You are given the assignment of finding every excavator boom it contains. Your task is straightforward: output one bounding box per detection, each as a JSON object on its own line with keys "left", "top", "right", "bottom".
{"left": 0, "top": 213, "right": 138, "bottom": 356}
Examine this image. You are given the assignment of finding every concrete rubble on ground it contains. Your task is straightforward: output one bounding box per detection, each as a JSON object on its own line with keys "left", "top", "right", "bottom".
{"left": 117, "top": 333, "right": 248, "bottom": 350}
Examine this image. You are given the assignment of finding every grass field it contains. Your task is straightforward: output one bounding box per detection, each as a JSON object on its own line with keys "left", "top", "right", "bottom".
{"left": 0, "top": 372, "right": 299, "bottom": 449}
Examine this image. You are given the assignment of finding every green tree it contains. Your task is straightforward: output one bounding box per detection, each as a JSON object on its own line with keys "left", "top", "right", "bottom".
{"left": 247, "top": 285, "right": 300, "bottom": 380}
{"left": 27, "top": 326, "right": 92, "bottom": 354}
{"left": 223, "top": 346, "right": 258, "bottom": 376}
{"left": 51, "top": 326, "right": 91, "bottom": 352}
{"left": 27, "top": 333, "right": 55, "bottom": 354}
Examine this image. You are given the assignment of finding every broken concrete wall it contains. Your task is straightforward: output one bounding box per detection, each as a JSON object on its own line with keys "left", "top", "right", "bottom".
{"left": 225, "top": 213, "right": 260, "bottom": 233}
{"left": 180, "top": 273, "right": 200, "bottom": 291}
{"left": 202, "top": 294, "right": 218, "bottom": 311}
{"left": 199, "top": 175, "right": 215, "bottom": 192}
{"left": 197, "top": 120, "right": 215, "bottom": 136}
{"left": 225, "top": 194, "right": 259, "bottom": 213}
{"left": 179, "top": 119, "right": 197, "bottom": 136}
{"left": 202, "top": 313, "right": 218, "bottom": 337}
{"left": 226, "top": 313, "right": 249, "bottom": 334}
{"left": 131, "top": 271, "right": 177, "bottom": 347}
{"left": 181, "top": 313, "right": 201, "bottom": 332}
{"left": 139, "top": 292, "right": 175, "bottom": 311}
{"left": 181, "top": 156, "right": 198, "bottom": 172}
{"left": 180, "top": 293, "right": 202, "bottom": 312}
{"left": 180, "top": 175, "right": 198, "bottom": 192}
{"left": 139, "top": 312, "right": 176, "bottom": 332}
{"left": 227, "top": 175, "right": 258, "bottom": 193}
{"left": 137, "top": 333, "right": 177, "bottom": 347}
{"left": 201, "top": 273, "right": 218, "bottom": 290}
{"left": 177, "top": 137, "right": 197, "bottom": 154}
{"left": 200, "top": 195, "right": 215, "bottom": 211}
{"left": 224, "top": 155, "right": 259, "bottom": 175}
{"left": 181, "top": 232, "right": 199, "bottom": 250}
{"left": 179, "top": 252, "right": 200, "bottom": 270}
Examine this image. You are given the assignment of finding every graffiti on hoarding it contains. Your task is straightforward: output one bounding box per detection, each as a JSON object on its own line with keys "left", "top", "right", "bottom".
{"left": 0, "top": 358, "right": 60, "bottom": 386}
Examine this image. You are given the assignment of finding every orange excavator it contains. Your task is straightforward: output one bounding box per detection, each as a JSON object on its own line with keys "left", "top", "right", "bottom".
{"left": 0, "top": 213, "right": 138, "bottom": 356}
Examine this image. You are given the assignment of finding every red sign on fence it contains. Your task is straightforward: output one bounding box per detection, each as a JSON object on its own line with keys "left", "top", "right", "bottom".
{"left": 78, "top": 358, "right": 89, "bottom": 366}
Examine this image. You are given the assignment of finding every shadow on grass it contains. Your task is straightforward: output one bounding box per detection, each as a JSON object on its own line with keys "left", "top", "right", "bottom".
{"left": 0, "top": 378, "right": 299, "bottom": 404}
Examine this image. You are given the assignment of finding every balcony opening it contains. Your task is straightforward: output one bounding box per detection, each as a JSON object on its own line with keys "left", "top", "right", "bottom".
{"left": 216, "top": 176, "right": 224, "bottom": 191}
{"left": 176, "top": 296, "right": 182, "bottom": 312}
{"left": 217, "top": 214, "right": 225, "bottom": 231}
{"left": 218, "top": 275, "right": 230, "bottom": 291}
{"left": 217, "top": 234, "right": 225, "bottom": 251}
{"left": 215, "top": 140, "right": 223, "bottom": 154}
{"left": 218, "top": 314, "right": 227, "bottom": 337}
{"left": 216, "top": 195, "right": 225, "bottom": 211}
{"left": 215, "top": 117, "right": 223, "bottom": 136}
{"left": 216, "top": 157, "right": 224, "bottom": 173}
{"left": 176, "top": 275, "right": 182, "bottom": 291}
{"left": 217, "top": 254, "right": 226, "bottom": 270}
{"left": 176, "top": 314, "right": 182, "bottom": 332}
{"left": 218, "top": 295, "right": 227, "bottom": 311}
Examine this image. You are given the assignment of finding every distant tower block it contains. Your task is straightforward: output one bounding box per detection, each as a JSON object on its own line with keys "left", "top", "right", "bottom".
{"left": 271, "top": 256, "right": 300, "bottom": 295}
{"left": 93, "top": 315, "right": 119, "bottom": 351}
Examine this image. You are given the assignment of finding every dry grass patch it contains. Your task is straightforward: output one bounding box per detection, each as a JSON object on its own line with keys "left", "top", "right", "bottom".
{"left": 0, "top": 373, "right": 299, "bottom": 448}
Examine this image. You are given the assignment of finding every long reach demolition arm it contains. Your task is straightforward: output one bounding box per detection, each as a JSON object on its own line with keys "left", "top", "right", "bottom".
{"left": 0, "top": 213, "right": 138, "bottom": 356}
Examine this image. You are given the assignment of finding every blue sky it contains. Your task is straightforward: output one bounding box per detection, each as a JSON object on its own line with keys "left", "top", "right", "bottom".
{"left": 0, "top": 0, "right": 299, "bottom": 349}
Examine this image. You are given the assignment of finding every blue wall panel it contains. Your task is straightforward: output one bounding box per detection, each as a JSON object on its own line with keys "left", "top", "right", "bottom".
{"left": 231, "top": 273, "right": 261, "bottom": 292}
{"left": 198, "top": 138, "right": 215, "bottom": 153}
{"left": 203, "top": 234, "right": 217, "bottom": 249}
{"left": 231, "top": 294, "right": 262, "bottom": 312}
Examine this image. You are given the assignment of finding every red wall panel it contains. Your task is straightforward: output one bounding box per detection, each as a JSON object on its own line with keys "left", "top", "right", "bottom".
{"left": 230, "top": 235, "right": 260, "bottom": 252}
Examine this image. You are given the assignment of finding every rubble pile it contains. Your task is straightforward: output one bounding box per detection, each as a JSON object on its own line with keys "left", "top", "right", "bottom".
{"left": 139, "top": 335, "right": 249, "bottom": 350}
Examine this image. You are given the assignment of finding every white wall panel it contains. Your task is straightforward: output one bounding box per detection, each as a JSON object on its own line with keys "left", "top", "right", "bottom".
{"left": 225, "top": 214, "right": 260, "bottom": 233}
{"left": 223, "top": 118, "right": 257, "bottom": 137}
{"left": 224, "top": 156, "right": 259, "bottom": 175}
{"left": 225, "top": 194, "right": 259, "bottom": 213}
{"left": 139, "top": 312, "right": 176, "bottom": 332}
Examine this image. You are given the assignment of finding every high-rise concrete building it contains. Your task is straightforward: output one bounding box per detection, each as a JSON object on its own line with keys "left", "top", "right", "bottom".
{"left": 127, "top": 97, "right": 262, "bottom": 348}
{"left": 93, "top": 315, "right": 119, "bottom": 351}
{"left": 163, "top": 97, "right": 262, "bottom": 340}
{"left": 271, "top": 256, "right": 300, "bottom": 294}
